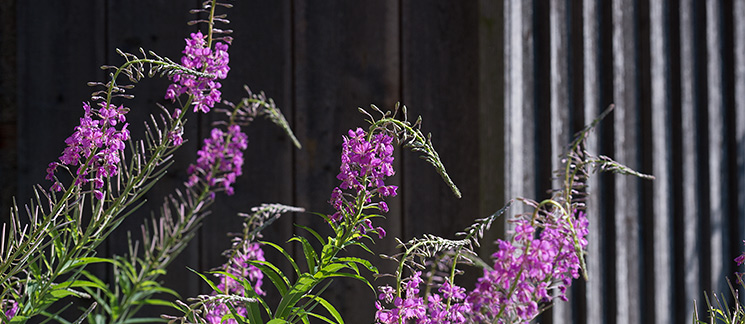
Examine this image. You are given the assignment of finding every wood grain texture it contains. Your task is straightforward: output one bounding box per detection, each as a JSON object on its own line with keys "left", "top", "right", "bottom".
{"left": 292, "top": 1, "right": 401, "bottom": 322}
{"left": 680, "top": 0, "right": 703, "bottom": 321}
{"left": 650, "top": 0, "right": 673, "bottom": 322}
{"left": 549, "top": 0, "right": 572, "bottom": 322}
{"left": 583, "top": 1, "right": 605, "bottom": 323}
{"left": 105, "top": 0, "right": 200, "bottom": 302}
{"left": 612, "top": 0, "right": 641, "bottom": 322}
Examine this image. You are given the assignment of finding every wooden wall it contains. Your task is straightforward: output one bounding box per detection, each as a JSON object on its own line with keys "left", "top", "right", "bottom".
{"left": 2, "top": 1, "right": 745, "bottom": 323}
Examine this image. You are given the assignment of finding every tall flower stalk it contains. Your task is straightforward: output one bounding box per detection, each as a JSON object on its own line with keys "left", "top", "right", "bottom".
{"left": 72, "top": 2, "right": 300, "bottom": 323}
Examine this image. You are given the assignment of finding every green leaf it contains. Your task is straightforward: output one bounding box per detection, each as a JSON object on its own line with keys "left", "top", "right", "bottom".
{"left": 275, "top": 274, "right": 318, "bottom": 319}
{"left": 63, "top": 279, "right": 107, "bottom": 290}
{"left": 290, "top": 236, "right": 318, "bottom": 274}
{"left": 294, "top": 224, "right": 326, "bottom": 247}
{"left": 305, "top": 295, "right": 343, "bottom": 324}
{"left": 347, "top": 241, "right": 374, "bottom": 255}
{"left": 134, "top": 299, "right": 174, "bottom": 307}
{"left": 244, "top": 284, "right": 268, "bottom": 324}
{"left": 226, "top": 302, "right": 248, "bottom": 324}
{"left": 315, "top": 263, "right": 345, "bottom": 278}
{"left": 187, "top": 267, "right": 222, "bottom": 293}
{"left": 319, "top": 271, "right": 373, "bottom": 292}
{"left": 267, "top": 319, "right": 290, "bottom": 324}
{"left": 249, "top": 260, "right": 290, "bottom": 295}
{"left": 302, "top": 312, "right": 337, "bottom": 324}
{"left": 119, "top": 318, "right": 169, "bottom": 323}
{"left": 262, "top": 241, "right": 301, "bottom": 278}
{"left": 335, "top": 257, "right": 378, "bottom": 274}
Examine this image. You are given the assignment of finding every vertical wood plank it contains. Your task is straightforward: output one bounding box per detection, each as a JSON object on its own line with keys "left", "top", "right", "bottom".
{"left": 583, "top": 1, "right": 604, "bottom": 323}
{"left": 679, "top": 0, "right": 701, "bottom": 321}
{"left": 15, "top": 1, "right": 107, "bottom": 214}
{"left": 401, "top": 0, "right": 480, "bottom": 239}
{"left": 706, "top": 0, "right": 728, "bottom": 296}
{"left": 292, "top": 2, "right": 401, "bottom": 321}
{"left": 549, "top": 0, "right": 573, "bottom": 322}
{"left": 105, "top": 0, "right": 201, "bottom": 302}
{"left": 199, "top": 0, "right": 297, "bottom": 310}
{"left": 503, "top": 0, "right": 535, "bottom": 216}
{"left": 650, "top": 0, "right": 672, "bottom": 323}
{"left": 477, "top": 0, "right": 506, "bottom": 257}
{"left": 736, "top": 0, "right": 745, "bottom": 266}
{"left": 612, "top": 0, "right": 641, "bottom": 322}
{"left": 0, "top": 0, "right": 17, "bottom": 223}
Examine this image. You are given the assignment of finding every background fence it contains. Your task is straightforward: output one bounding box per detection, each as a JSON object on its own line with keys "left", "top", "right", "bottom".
{"left": 2, "top": 0, "right": 745, "bottom": 323}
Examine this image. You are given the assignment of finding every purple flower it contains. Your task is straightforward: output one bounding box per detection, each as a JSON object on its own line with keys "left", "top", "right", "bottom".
{"left": 205, "top": 302, "right": 247, "bottom": 324}
{"left": 735, "top": 241, "right": 745, "bottom": 266}
{"left": 205, "top": 242, "right": 265, "bottom": 324}
{"left": 327, "top": 128, "right": 396, "bottom": 239}
{"left": 47, "top": 102, "right": 130, "bottom": 196}
{"left": 165, "top": 31, "right": 230, "bottom": 113}
{"left": 187, "top": 124, "right": 248, "bottom": 195}
{"left": 465, "top": 209, "right": 590, "bottom": 322}
{"left": 375, "top": 274, "right": 469, "bottom": 324}
{"left": 3, "top": 299, "right": 17, "bottom": 320}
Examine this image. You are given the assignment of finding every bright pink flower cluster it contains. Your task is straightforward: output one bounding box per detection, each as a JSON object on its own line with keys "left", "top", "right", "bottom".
{"left": 165, "top": 31, "right": 230, "bottom": 113}
{"left": 205, "top": 242, "right": 265, "bottom": 324}
{"left": 375, "top": 211, "right": 588, "bottom": 323}
{"left": 328, "top": 128, "right": 396, "bottom": 237}
{"left": 375, "top": 272, "right": 470, "bottom": 324}
{"left": 46, "top": 102, "right": 130, "bottom": 199}
{"left": 186, "top": 125, "right": 248, "bottom": 196}
{"left": 466, "top": 210, "right": 589, "bottom": 322}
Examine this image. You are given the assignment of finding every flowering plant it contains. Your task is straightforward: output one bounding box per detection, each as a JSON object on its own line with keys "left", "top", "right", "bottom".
{"left": 1, "top": 1, "right": 298, "bottom": 323}
{"left": 2, "top": 1, "right": 654, "bottom": 324}
{"left": 162, "top": 99, "right": 651, "bottom": 324}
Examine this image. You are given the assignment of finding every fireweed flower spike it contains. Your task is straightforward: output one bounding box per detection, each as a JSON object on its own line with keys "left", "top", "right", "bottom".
{"left": 328, "top": 127, "right": 396, "bottom": 238}
{"left": 465, "top": 210, "right": 590, "bottom": 323}
{"left": 165, "top": 31, "right": 230, "bottom": 113}
{"left": 186, "top": 124, "right": 248, "bottom": 196}
{"left": 204, "top": 241, "right": 265, "bottom": 324}
{"left": 46, "top": 101, "right": 130, "bottom": 198}
{"left": 372, "top": 106, "right": 651, "bottom": 323}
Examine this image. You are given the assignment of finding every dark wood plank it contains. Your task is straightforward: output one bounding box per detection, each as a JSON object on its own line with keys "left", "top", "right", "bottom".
{"left": 105, "top": 1, "right": 201, "bottom": 305}
{"left": 400, "top": 0, "right": 483, "bottom": 295}
{"left": 15, "top": 2, "right": 106, "bottom": 211}
{"left": 0, "top": 0, "right": 18, "bottom": 224}
{"left": 292, "top": 1, "right": 401, "bottom": 322}
{"left": 650, "top": 0, "right": 673, "bottom": 322}
{"left": 197, "top": 0, "right": 297, "bottom": 313}
{"left": 476, "top": 0, "right": 506, "bottom": 258}
{"left": 736, "top": 0, "right": 745, "bottom": 275}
